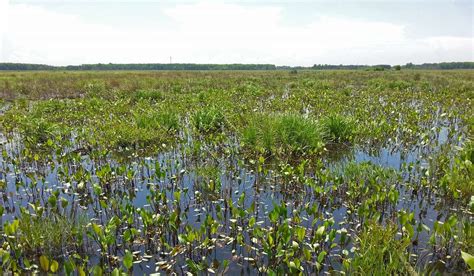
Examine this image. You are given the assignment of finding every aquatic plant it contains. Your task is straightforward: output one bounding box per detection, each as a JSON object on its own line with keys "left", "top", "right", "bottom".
{"left": 192, "top": 106, "right": 226, "bottom": 133}
{"left": 0, "top": 70, "right": 471, "bottom": 274}
{"left": 321, "top": 114, "right": 356, "bottom": 143}
{"left": 349, "top": 222, "right": 413, "bottom": 275}
{"left": 241, "top": 113, "right": 326, "bottom": 155}
{"left": 438, "top": 140, "right": 474, "bottom": 199}
{"left": 133, "top": 89, "right": 164, "bottom": 102}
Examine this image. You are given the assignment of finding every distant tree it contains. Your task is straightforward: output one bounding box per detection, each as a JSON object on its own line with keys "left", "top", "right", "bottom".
{"left": 1, "top": 62, "right": 472, "bottom": 71}
{"left": 394, "top": 65, "right": 401, "bottom": 71}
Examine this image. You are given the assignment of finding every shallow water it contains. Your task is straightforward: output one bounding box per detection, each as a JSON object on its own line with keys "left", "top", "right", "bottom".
{"left": 0, "top": 119, "right": 468, "bottom": 274}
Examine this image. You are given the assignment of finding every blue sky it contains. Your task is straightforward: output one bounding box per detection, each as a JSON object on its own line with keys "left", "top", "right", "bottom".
{"left": 1, "top": 0, "right": 472, "bottom": 66}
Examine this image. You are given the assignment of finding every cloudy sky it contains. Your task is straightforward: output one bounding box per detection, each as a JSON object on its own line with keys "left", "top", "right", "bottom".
{"left": 0, "top": 0, "right": 472, "bottom": 66}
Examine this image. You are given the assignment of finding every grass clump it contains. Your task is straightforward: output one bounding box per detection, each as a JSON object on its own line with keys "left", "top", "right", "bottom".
{"left": 16, "top": 210, "right": 85, "bottom": 257}
{"left": 135, "top": 112, "right": 161, "bottom": 130}
{"left": 135, "top": 109, "right": 180, "bottom": 132}
{"left": 157, "top": 110, "right": 180, "bottom": 132}
{"left": 348, "top": 221, "right": 413, "bottom": 275}
{"left": 241, "top": 113, "right": 326, "bottom": 155}
{"left": 192, "top": 107, "right": 226, "bottom": 134}
{"left": 103, "top": 123, "right": 165, "bottom": 149}
{"left": 133, "top": 89, "right": 164, "bottom": 102}
{"left": 321, "top": 114, "right": 356, "bottom": 143}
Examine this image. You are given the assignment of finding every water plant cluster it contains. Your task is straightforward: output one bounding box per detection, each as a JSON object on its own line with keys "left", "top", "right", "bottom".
{"left": 0, "top": 70, "right": 472, "bottom": 274}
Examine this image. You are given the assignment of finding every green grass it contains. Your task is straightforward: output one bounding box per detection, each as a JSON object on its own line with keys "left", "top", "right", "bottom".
{"left": 17, "top": 211, "right": 86, "bottom": 257}
{"left": 133, "top": 89, "right": 164, "bottom": 102}
{"left": 241, "top": 113, "right": 326, "bottom": 155}
{"left": 321, "top": 114, "right": 356, "bottom": 143}
{"left": 349, "top": 221, "right": 414, "bottom": 275}
{"left": 135, "top": 108, "right": 179, "bottom": 132}
{"left": 192, "top": 106, "right": 226, "bottom": 134}
{"left": 0, "top": 70, "right": 472, "bottom": 274}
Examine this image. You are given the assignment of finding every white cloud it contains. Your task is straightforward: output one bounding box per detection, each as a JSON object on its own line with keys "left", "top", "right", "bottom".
{"left": 1, "top": 1, "right": 472, "bottom": 65}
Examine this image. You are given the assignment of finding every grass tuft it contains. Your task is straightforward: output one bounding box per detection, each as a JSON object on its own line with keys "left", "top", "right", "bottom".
{"left": 321, "top": 114, "right": 356, "bottom": 143}
{"left": 349, "top": 221, "right": 413, "bottom": 275}
{"left": 17, "top": 211, "right": 86, "bottom": 257}
{"left": 133, "top": 89, "right": 164, "bottom": 102}
{"left": 242, "top": 113, "right": 326, "bottom": 155}
{"left": 192, "top": 107, "right": 226, "bottom": 134}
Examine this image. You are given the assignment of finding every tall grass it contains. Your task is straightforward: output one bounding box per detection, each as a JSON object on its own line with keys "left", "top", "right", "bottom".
{"left": 192, "top": 107, "right": 226, "bottom": 133}
{"left": 135, "top": 109, "right": 180, "bottom": 132}
{"left": 321, "top": 114, "right": 355, "bottom": 143}
{"left": 349, "top": 222, "right": 413, "bottom": 275}
{"left": 18, "top": 211, "right": 86, "bottom": 257}
{"left": 242, "top": 113, "right": 326, "bottom": 154}
{"left": 133, "top": 89, "right": 164, "bottom": 102}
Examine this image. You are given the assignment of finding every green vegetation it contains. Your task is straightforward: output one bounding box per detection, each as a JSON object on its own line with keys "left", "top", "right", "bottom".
{"left": 321, "top": 114, "right": 355, "bottom": 143}
{"left": 0, "top": 70, "right": 472, "bottom": 274}
{"left": 16, "top": 211, "right": 85, "bottom": 257}
{"left": 192, "top": 107, "right": 226, "bottom": 134}
{"left": 241, "top": 113, "right": 325, "bottom": 155}
{"left": 349, "top": 222, "right": 413, "bottom": 275}
{"left": 133, "top": 89, "right": 164, "bottom": 102}
{"left": 439, "top": 140, "right": 474, "bottom": 199}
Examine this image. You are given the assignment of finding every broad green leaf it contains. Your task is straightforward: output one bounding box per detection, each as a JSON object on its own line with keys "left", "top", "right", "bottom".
{"left": 50, "top": 260, "right": 59, "bottom": 273}
{"left": 78, "top": 267, "right": 86, "bottom": 276}
{"left": 64, "top": 259, "right": 75, "bottom": 276}
{"left": 92, "top": 223, "right": 102, "bottom": 236}
{"left": 461, "top": 251, "right": 474, "bottom": 271}
{"left": 111, "top": 268, "right": 121, "bottom": 276}
{"left": 123, "top": 250, "right": 133, "bottom": 270}
{"left": 39, "top": 255, "right": 50, "bottom": 272}
{"left": 92, "top": 265, "right": 103, "bottom": 276}
{"left": 249, "top": 217, "right": 256, "bottom": 228}
{"left": 316, "top": 225, "right": 325, "bottom": 237}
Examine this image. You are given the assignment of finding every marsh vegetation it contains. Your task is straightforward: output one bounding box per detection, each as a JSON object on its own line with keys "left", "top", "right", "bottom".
{"left": 0, "top": 70, "right": 472, "bottom": 274}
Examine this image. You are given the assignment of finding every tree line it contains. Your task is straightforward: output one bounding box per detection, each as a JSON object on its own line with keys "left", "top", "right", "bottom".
{"left": 0, "top": 62, "right": 472, "bottom": 71}
{"left": 0, "top": 63, "right": 276, "bottom": 71}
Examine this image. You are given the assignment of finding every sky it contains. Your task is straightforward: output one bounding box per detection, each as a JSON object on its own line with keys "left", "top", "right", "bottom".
{"left": 0, "top": 0, "right": 473, "bottom": 66}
